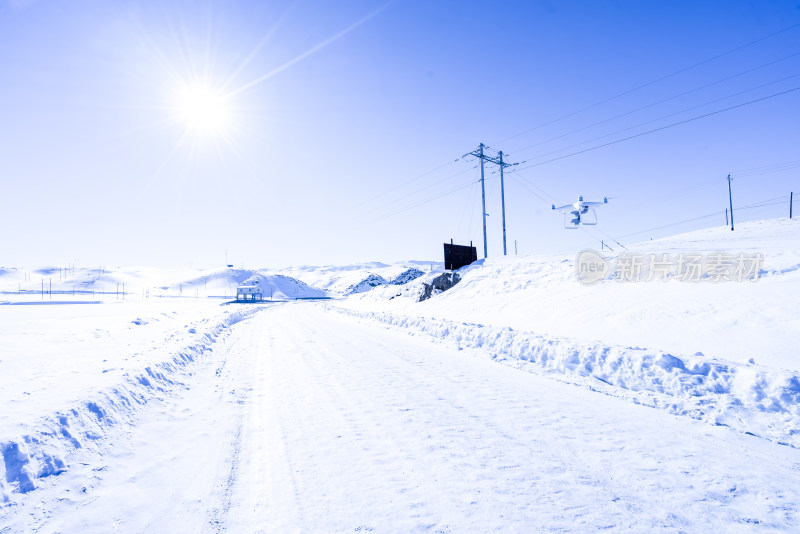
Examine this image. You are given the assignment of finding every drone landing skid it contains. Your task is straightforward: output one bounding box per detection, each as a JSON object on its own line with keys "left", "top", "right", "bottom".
{"left": 581, "top": 208, "right": 597, "bottom": 225}
{"left": 563, "top": 207, "right": 597, "bottom": 229}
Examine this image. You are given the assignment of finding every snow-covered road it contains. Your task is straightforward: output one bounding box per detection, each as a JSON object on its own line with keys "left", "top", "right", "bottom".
{"left": 4, "top": 303, "right": 800, "bottom": 532}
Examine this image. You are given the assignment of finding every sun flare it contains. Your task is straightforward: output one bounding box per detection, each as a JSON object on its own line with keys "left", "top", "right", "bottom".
{"left": 175, "top": 85, "right": 230, "bottom": 135}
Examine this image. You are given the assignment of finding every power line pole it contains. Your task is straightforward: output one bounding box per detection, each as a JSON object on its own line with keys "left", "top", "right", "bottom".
{"left": 727, "top": 173, "right": 734, "bottom": 231}
{"left": 499, "top": 151, "right": 509, "bottom": 255}
{"left": 463, "top": 144, "right": 518, "bottom": 258}
{"left": 479, "top": 144, "right": 487, "bottom": 258}
{"left": 463, "top": 143, "right": 489, "bottom": 258}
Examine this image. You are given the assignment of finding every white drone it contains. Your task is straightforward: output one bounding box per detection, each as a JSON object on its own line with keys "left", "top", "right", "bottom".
{"left": 552, "top": 195, "right": 609, "bottom": 229}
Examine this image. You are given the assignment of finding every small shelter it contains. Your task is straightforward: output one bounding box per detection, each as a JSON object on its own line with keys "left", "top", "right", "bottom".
{"left": 236, "top": 285, "right": 263, "bottom": 302}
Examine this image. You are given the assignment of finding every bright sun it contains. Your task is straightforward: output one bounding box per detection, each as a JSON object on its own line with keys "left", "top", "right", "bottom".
{"left": 175, "top": 85, "right": 230, "bottom": 135}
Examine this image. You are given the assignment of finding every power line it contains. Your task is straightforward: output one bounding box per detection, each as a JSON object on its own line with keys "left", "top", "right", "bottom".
{"left": 514, "top": 86, "right": 800, "bottom": 171}
{"left": 509, "top": 174, "right": 552, "bottom": 206}
{"left": 613, "top": 192, "right": 795, "bottom": 242}
{"left": 359, "top": 164, "right": 474, "bottom": 218}
{"left": 626, "top": 175, "right": 727, "bottom": 206}
{"left": 733, "top": 158, "right": 800, "bottom": 177}
{"left": 351, "top": 158, "right": 461, "bottom": 210}
{"left": 578, "top": 225, "right": 627, "bottom": 251}
{"left": 588, "top": 226, "right": 628, "bottom": 251}
{"left": 617, "top": 211, "right": 725, "bottom": 240}
{"left": 507, "top": 51, "right": 800, "bottom": 157}
{"left": 515, "top": 72, "right": 800, "bottom": 164}
{"left": 454, "top": 174, "right": 480, "bottom": 240}
{"left": 467, "top": 175, "right": 480, "bottom": 240}
{"left": 739, "top": 200, "right": 790, "bottom": 211}
{"left": 492, "top": 22, "right": 800, "bottom": 146}
{"left": 375, "top": 179, "right": 480, "bottom": 221}
{"left": 737, "top": 196, "right": 790, "bottom": 210}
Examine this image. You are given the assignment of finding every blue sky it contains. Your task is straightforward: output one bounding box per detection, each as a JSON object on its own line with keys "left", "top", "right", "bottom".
{"left": 1, "top": 0, "right": 798, "bottom": 268}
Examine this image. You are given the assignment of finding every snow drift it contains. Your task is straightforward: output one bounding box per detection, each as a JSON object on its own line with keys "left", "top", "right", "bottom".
{"left": 336, "top": 218, "right": 800, "bottom": 447}
{"left": 0, "top": 307, "right": 262, "bottom": 503}
{"left": 333, "top": 307, "right": 800, "bottom": 448}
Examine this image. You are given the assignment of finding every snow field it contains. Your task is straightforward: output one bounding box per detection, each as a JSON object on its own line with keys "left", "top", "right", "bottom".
{"left": 163, "top": 305, "right": 800, "bottom": 531}
{"left": 331, "top": 307, "right": 800, "bottom": 448}
{"left": 2, "top": 302, "right": 800, "bottom": 531}
{"left": 0, "top": 302, "right": 265, "bottom": 506}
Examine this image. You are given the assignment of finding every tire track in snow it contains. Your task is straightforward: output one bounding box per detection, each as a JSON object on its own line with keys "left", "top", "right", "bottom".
{"left": 202, "top": 331, "right": 254, "bottom": 533}
{"left": 219, "top": 304, "right": 800, "bottom": 531}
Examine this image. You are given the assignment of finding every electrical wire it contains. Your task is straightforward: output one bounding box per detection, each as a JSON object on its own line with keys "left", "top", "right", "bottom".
{"left": 733, "top": 158, "right": 800, "bottom": 177}
{"left": 507, "top": 51, "right": 800, "bottom": 157}
{"left": 579, "top": 225, "right": 616, "bottom": 252}
{"left": 513, "top": 86, "right": 800, "bottom": 172}
{"left": 613, "top": 192, "right": 795, "bottom": 242}
{"left": 739, "top": 200, "right": 791, "bottom": 211}
{"left": 359, "top": 164, "right": 474, "bottom": 217}
{"left": 349, "top": 157, "right": 461, "bottom": 210}
{"left": 509, "top": 175, "right": 552, "bottom": 206}
{"left": 515, "top": 73, "right": 800, "bottom": 164}
{"left": 468, "top": 176, "right": 480, "bottom": 241}
{"left": 616, "top": 211, "right": 726, "bottom": 240}
{"left": 491, "top": 22, "right": 800, "bottom": 147}
{"left": 588, "top": 226, "right": 629, "bottom": 250}
{"left": 375, "top": 179, "right": 480, "bottom": 221}
{"left": 454, "top": 174, "right": 479, "bottom": 240}
{"left": 615, "top": 175, "right": 728, "bottom": 206}
{"left": 505, "top": 167, "right": 558, "bottom": 202}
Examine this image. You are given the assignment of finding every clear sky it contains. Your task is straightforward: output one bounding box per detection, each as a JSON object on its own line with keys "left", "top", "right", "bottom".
{"left": 1, "top": 0, "right": 799, "bottom": 269}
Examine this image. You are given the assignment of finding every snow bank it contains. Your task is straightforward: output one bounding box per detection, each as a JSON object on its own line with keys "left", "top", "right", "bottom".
{"left": 0, "top": 307, "right": 261, "bottom": 504}
{"left": 345, "top": 218, "right": 800, "bottom": 370}
{"left": 333, "top": 307, "right": 800, "bottom": 449}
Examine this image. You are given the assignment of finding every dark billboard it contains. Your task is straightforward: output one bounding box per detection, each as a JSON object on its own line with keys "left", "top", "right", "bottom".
{"left": 444, "top": 243, "right": 477, "bottom": 271}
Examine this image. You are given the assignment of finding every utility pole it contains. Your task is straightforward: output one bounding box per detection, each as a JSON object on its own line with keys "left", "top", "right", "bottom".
{"left": 791, "top": 192, "right": 793, "bottom": 219}
{"left": 498, "top": 151, "right": 509, "bottom": 255}
{"left": 463, "top": 144, "right": 519, "bottom": 258}
{"left": 727, "top": 173, "right": 734, "bottom": 231}
{"left": 479, "top": 144, "right": 487, "bottom": 258}
{"left": 462, "top": 143, "right": 489, "bottom": 258}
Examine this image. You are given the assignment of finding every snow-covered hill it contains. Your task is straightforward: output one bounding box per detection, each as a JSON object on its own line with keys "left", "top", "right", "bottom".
{"left": 338, "top": 217, "right": 800, "bottom": 446}
{"left": 175, "top": 269, "right": 325, "bottom": 299}
{"left": 0, "top": 266, "right": 325, "bottom": 300}
{"left": 346, "top": 217, "right": 800, "bottom": 369}
{"left": 275, "top": 261, "right": 439, "bottom": 296}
